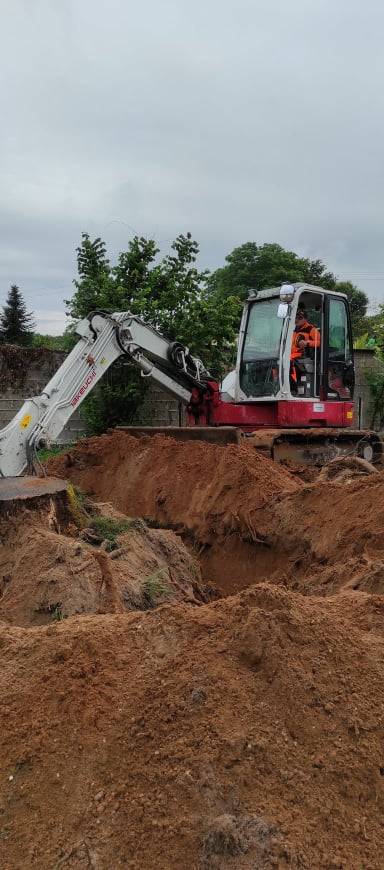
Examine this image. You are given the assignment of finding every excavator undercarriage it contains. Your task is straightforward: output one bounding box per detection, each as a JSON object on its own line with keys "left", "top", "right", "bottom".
{"left": 117, "top": 425, "right": 384, "bottom": 466}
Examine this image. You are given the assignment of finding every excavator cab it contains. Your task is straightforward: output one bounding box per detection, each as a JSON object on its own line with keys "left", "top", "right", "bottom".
{"left": 237, "top": 283, "right": 355, "bottom": 405}
{"left": 224, "top": 282, "right": 383, "bottom": 464}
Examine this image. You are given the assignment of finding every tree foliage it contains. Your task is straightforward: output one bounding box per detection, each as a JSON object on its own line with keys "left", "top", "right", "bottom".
{"left": 33, "top": 331, "right": 76, "bottom": 352}
{"left": 354, "top": 305, "right": 384, "bottom": 428}
{"left": 208, "top": 242, "right": 369, "bottom": 335}
{"left": 67, "top": 232, "right": 240, "bottom": 433}
{"left": 365, "top": 360, "right": 384, "bottom": 429}
{"left": 333, "top": 281, "right": 369, "bottom": 335}
{"left": 207, "top": 242, "right": 337, "bottom": 300}
{"left": 0, "top": 285, "right": 35, "bottom": 346}
{"left": 67, "top": 233, "right": 374, "bottom": 433}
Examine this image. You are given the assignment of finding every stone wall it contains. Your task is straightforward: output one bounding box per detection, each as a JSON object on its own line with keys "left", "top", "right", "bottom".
{"left": 0, "top": 345, "right": 86, "bottom": 443}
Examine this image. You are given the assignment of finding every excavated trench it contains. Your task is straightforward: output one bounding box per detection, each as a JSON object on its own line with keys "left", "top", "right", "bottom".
{"left": 43, "top": 431, "right": 301, "bottom": 603}
{"left": 0, "top": 431, "right": 308, "bottom": 628}
{"left": 45, "top": 430, "right": 384, "bottom": 600}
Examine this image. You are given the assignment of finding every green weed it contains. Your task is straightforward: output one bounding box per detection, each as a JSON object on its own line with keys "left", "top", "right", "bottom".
{"left": 37, "top": 444, "right": 72, "bottom": 462}
{"left": 66, "top": 483, "right": 89, "bottom": 528}
{"left": 36, "top": 602, "right": 64, "bottom": 621}
{"left": 89, "top": 515, "right": 141, "bottom": 549}
{"left": 143, "top": 568, "right": 171, "bottom": 607}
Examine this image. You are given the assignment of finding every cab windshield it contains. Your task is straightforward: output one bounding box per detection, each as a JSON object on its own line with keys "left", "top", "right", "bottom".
{"left": 240, "top": 298, "right": 283, "bottom": 397}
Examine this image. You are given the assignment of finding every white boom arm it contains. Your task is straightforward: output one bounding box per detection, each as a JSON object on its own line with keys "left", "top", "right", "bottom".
{"left": 0, "top": 311, "right": 210, "bottom": 477}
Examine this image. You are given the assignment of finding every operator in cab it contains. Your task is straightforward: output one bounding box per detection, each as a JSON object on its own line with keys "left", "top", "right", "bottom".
{"left": 290, "top": 307, "right": 320, "bottom": 388}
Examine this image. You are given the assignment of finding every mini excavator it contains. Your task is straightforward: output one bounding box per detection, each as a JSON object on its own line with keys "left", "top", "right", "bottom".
{"left": 0, "top": 282, "right": 381, "bottom": 481}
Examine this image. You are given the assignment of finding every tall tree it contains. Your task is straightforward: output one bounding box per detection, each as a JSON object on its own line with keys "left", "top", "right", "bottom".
{"left": 0, "top": 285, "right": 35, "bottom": 346}
{"left": 68, "top": 232, "right": 240, "bottom": 433}
{"left": 207, "top": 241, "right": 369, "bottom": 335}
{"left": 68, "top": 231, "right": 240, "bottom": 377}
{"left": 207, "top": 242, "right": 337, "bottom": 300}
{"left": 66, "top": 234, "right": 115, "bottom": 318}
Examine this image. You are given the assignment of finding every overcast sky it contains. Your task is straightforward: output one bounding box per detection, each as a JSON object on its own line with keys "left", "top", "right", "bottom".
{"left": 1, "top": 0, "right": 384, "bottom": 333}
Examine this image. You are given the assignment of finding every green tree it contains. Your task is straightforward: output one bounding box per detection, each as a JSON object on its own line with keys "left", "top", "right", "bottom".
{"left": 115, "top": 232, "right": 240, "bottom": 376}
{"left": 207, "top": 242, "right": 336, "bottom": 300}
{"left": 67, "top": 232, "right": 240, "bottom": 433}
{"left": 333, "top": 281, "right": 369, "bottom": 335}
{"left": 208, "top": 241, "right": 369, "bottom": 337}
{"left": 32, "top": 329, "right": 77, "bottom": 352}
{"left": 66, "top": 234, "right": 115, "bottom": 318}
{"left": 0, "top": 285, "right": 35, "bottom": 346}
{"left": 350, "top": 304, "right": 384, "bottom": 427}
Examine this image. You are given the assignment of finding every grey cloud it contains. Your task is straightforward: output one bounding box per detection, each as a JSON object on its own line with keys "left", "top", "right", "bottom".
{"left": 1, "top": 0, "right": 384, "bottom": 333}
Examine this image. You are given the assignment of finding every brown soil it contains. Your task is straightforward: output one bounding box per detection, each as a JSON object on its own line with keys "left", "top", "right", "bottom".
{"left": 0, "top": 502, "right": 204, "bottom": 627}
{"left": 47, "top": 432, "right": 299, "bottom": 544}
{"left": 1, "top": 584, "right": 384, "bottom": 869}
{"left": 47, "top": 432, "right": 384, "bottom": 598}
{"left": 0, "top": 433, "right": 384, "bottom": 867}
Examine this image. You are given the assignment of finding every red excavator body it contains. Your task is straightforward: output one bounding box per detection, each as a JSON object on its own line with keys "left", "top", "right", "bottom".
{"left": 123, "top": 283, "right": 381, "bottom": 464}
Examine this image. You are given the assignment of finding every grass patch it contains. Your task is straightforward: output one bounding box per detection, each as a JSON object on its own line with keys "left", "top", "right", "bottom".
{"left": 36, "top": 602, "right": 64, "bottom": 621}
{"left": 89, "top": 515, "right": 137, "bottom": 549}
{"left": 37, "top": 444, "right": 72, "bottom": 462}
{"left": 67, "top": 484, "right": 89, "bottom": 528}
{"left": 143, "top": 568, "right": 171, "bottom": 607}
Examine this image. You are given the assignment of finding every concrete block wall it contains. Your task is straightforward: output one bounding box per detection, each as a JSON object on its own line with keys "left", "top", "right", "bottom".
{"left": 131, "top": 384, "right": 185, "bottom": 427}
{"left": 0, "top": 345, "right": 87, "bottom": 443}
{"left": 354, "top": 349, "right": 383, "bottom": 430}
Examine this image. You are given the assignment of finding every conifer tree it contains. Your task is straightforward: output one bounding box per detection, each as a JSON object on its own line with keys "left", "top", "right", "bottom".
{"left": 0, "top": 285, "right": 35, "bottom": 345}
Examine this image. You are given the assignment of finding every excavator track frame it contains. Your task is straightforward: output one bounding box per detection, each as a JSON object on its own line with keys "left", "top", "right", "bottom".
{"left": 243, "top": 428, "right": 383, "bottom": 466}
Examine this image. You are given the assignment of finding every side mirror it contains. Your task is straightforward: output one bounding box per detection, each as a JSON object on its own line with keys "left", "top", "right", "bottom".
{"left": 280, "top": 284, "right": 295, "bottom": 303}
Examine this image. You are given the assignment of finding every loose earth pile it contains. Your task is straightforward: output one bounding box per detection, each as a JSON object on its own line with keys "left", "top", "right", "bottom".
{"left": 0, "top": 433, "right": 383, "bottom": 868}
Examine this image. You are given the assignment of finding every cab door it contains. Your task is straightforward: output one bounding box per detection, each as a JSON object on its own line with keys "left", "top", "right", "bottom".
{"left": 324, "top": 296, "right": 355, "bottom": 400}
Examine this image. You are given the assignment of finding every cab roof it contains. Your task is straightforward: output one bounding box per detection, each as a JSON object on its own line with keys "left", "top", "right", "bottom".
{"left": 247, "top": 283, "right": 348, "bottom": 301}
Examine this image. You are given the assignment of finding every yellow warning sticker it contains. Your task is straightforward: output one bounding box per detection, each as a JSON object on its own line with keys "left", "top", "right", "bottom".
{"left": 100, "top": 356, "right": 107, "bottom": 365}
{"left": 20, "top": 413, "right": 32, "bottom": 430}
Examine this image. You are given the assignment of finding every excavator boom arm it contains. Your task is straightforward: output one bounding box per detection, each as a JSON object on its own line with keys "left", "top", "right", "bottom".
{"left": 0, "top": 311, "right": 210, "bottom": 477}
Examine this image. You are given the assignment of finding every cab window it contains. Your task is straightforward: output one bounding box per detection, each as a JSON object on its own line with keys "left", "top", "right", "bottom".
{"left": 327, "top": 298, "right": 353, "bottom": 399}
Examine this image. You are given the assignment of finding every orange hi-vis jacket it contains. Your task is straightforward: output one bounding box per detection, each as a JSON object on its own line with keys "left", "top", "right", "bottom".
{"left": 291, "top": 320, "right": 320, "bottom": 361}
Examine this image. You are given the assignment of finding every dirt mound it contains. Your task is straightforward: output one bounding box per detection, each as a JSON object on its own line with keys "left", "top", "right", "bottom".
{"left": 1, "top": 435, "right": 384, "bottom": 865}
{"left": 47, "top": 432, "right": 299, "bottom": 542}
{"left": 272, "top": 471, "right": 384, "bottom": 566}
{"left": 0, "top": 503, "right": 204, "bottom": 627}
{"left": 0, "top": 583, "right": 384, "bottom": 868}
